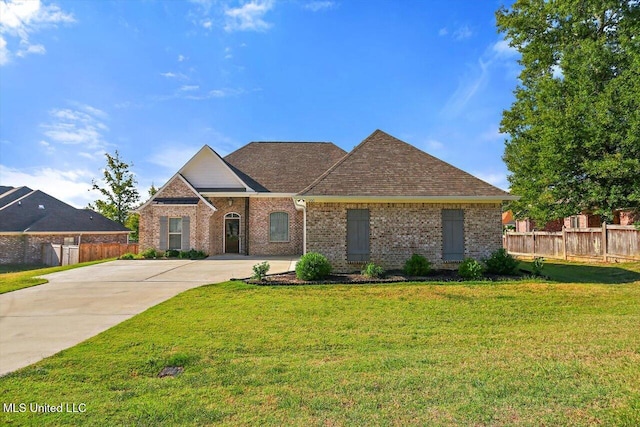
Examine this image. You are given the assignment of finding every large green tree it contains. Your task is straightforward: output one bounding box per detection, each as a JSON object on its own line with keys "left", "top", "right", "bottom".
{"left": 88, "top": 151, "right": 140, "bottom": 225}
{"left": 497, "top": 0, "right": 640, "bottom": 223}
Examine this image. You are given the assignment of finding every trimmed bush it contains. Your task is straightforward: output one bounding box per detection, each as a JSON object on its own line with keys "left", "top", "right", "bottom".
{"left": 458, "top": 258, "right": 484, "bottom": 280}
{"left": 165, "top": 249, "right": 180, "bottom": 258}
{"left": 119, "top": 252, "right": 135, "bottom": 260}
{"left": 484, "top": 248, "right": 518, "bottom": 275}
{"left": 141, "top": 248, "right": 157, "bottom": 259}
{"left": 179, "top": 249, "right": 208, "bottom": 260}
{"left": 361, "top": 262, "right": 385, "bottom": 278}
{"left": 252, "top": 261, "right": 270, "bottom": 280}
{"left": 295, "top": 252, "right": 332, "bottom": 281}
{"left": 403, "top": 254, "right": 432, "bottom": 276}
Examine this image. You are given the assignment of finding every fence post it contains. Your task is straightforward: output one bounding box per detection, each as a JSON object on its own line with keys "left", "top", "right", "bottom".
{"left": 562, "top": 226, "right": 567, "bottom": 260}
{"left": 602, "top": 222, "right": 607, "bottom": 262}
{"left": 532, "top": 231, "right": 536, "bottom": 256}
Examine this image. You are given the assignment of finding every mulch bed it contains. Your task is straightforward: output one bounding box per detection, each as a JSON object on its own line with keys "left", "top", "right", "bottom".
{"left": 243, "top": 269, "right": 527, "bottom": 286}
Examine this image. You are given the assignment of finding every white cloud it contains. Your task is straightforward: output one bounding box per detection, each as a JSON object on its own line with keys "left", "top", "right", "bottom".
{"left": 442, "top": 59, "right": 489, "bottom": 117}
{"left": 453, "top": 25, "right": 472, "bottom": 40}
{"left": 178, "top": 54, "right": 186, "bottom": 62}
{"left": 180, "top": 85, "right": 200, "bottom": 91}
{"left": 492, "top": 39, "right": 518, "bottom": 58}
{"left": 148, "top": 145, "right": 202, "bottom": 170}
{"left": 202, "top": 20, "right": 212, "bottom": 29}
{"left": 0, "top": 36, "right": 9, "bottom": 65}
{"left": 473, "top": 171, "right": 509, "bottom": 191}
{"left": 160, "top": 71, "right": 188, "bottom": 80}
{"left": 480, "top": 126, "right": 505, "bottom": 142}
{"left": 16, "top": 42, "right": 45, "bottom": 57}
{"left": 438, "top": 27, "right": 448, "bottom": 36}
{"left": 0, "top": 164, "right": 97, "bottom": 208}
{"left": 426, "top": 139, "right": 444, "bottom": 151}
{"left": 0, "top": 0, "right": 75, "bottom": 66}
{"left": 40, "top": 105, "right": 109, "bottom": 149}
{"left": 304, "top": 1, "right": 336, "bottom": 12}
{"left": 224, "top": 0, "right": 274, "bottom": 32}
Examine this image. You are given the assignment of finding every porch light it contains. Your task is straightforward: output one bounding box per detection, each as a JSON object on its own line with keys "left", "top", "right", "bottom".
{"left": 228, "top": 198, "right": 233, "bottom": 206}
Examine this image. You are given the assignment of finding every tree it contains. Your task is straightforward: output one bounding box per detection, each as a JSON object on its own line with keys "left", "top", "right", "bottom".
{"left": 88, "top": 151, "right": 140, "bottom": 225}
{"left": 497, "top": 0, "right": 640, "bottom": 223}
{"left": 124, "top": 184, "right": 159, "bottom": 242}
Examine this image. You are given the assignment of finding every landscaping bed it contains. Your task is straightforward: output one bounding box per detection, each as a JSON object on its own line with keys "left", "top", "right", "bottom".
{"left": 245, "top": 269, "right": 524, "bottom": 285}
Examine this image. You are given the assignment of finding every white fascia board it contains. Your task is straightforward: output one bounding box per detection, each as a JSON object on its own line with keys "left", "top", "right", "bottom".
{"left": 180, "top": 145, "right": 255, "bottom": 192}
{"left": 297, "top": 195, "right": 519, "bottom": 203}
{"left": 199, "top": 191, "right": 258, "bottom": 198}
{"left": 250, "top": 193, "right": 296, "bottom": 198}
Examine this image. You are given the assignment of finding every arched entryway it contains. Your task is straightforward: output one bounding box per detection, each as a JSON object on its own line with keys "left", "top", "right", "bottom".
{"left": 224, "top": 212, "right": 241, "bottom": 253}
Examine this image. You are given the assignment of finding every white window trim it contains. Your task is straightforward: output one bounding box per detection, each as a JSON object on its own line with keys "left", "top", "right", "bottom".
{"left": 223, "top": 212, "right": 242, "bottom": 253}
{"left": 168, "top": 217, "right": 183, "bottom": 251}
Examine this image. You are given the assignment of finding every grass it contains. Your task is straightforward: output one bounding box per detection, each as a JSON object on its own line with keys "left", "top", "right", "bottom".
{"left": 0, "top": 259, "right": 114, "bottom": 294}
{"left": 1, "top": 260, "right": 639, "bottom": 426}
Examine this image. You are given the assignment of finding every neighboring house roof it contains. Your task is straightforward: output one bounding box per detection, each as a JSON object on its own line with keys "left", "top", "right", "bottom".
{"left": 0, "top": 186, "right": 33, "bottom": 209}
{"left": 502, "top": 210, "right": 514, "bottom": 225}
{"left": 299, "top": 130, "right": 515, "bottom": 199}
{"left": 224, "top": 142, "right": 347, "bottom": 193}
{"left": 0, "top": 187, "right": 130, "bottom": 233}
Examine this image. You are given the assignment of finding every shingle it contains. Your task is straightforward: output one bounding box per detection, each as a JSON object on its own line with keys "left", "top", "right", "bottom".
{"left": 299, "top": 130, "right": 512, "bottom": 197}
{"left": 224, "top": 142, "right": 347, "bottom": 193}
{"left": 0, "top": 190, "right": 130, "bottom": 233}
{"left": 0, "top": 186, "right": 33, "bottom": 209}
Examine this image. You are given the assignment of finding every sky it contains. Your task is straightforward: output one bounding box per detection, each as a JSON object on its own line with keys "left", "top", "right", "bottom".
{"left": 0, "top": 0, "right": 520, "bottom": 208}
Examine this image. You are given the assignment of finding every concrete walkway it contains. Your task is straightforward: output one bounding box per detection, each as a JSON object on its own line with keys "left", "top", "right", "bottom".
{"left": 0, "top": 256, "right": 296, "bottom": 376}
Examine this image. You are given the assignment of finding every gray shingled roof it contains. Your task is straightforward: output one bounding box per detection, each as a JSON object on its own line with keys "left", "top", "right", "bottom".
{"left": 224, "top": 142, "right": 347, "bottom": 193}
{"left": 299, "top": 130, "right": 512, "bottom": 198}
{"left": 0, "top": 186, "right": 33, "bottom": 208}
{"left": 0, "top": 189, "right": 130, "bottom": 233}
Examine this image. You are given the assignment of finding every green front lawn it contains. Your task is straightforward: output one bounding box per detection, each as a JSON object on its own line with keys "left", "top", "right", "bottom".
{"left": 1, "top": 261, "right": 639, "bottom": 426}
{"left": 0, "top": 259, "right": 114, "bottom": 294}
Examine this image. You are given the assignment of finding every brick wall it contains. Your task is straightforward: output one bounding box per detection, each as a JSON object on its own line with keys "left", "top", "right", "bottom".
{"left": 139, "top": 175, "right": 304, "bottom": 256}
{"left": 248, "top": 198, "right": 303, "bottom": 255}
{"left": 138, "top": 176, "right": 216, "bottom": 253}
{"left": 306, "top": 202, "right": 502, "bottom": 272}
{"left": 0, "top": 233, "right": 128, "bottom": 265}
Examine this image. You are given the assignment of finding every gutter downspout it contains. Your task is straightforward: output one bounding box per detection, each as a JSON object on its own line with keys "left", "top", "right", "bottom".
{"left": 293, "top": 198, "right": 307, "bottom": 255}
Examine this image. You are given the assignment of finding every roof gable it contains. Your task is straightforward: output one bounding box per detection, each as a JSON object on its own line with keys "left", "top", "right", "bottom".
{"left": 299, "top": 130, "right": 512, "bottom": 199}
{"left": 179, "top": 145, "right": 252, "bottom": 192}
{"left": 224, "top": 142, "right": 347, "bottom": 193}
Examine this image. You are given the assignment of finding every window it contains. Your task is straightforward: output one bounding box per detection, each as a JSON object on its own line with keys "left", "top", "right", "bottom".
{"left": 442, "top": 209, "right": 464, "bottom": 261}
{"left": 270, "top": 212, "right": 289, "bottom": 242}
{"left": 347, "top": 209, "right": 370, "bottom": 262}
{"left": 168, "top": 217, "right": 182, "bottom": 250}
{"left": 63, "top": 237, "right": 75, "bottom": 245}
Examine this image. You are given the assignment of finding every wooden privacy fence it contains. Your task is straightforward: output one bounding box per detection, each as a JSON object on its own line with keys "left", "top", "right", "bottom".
{"left": 42, "top": 243, "right": 138, "bottom": 266}
{"left": 79, "top": 243, "right": 139, "bottom": 263}
{"left": 504, "top": 224, "right": 640, "bottom": 262}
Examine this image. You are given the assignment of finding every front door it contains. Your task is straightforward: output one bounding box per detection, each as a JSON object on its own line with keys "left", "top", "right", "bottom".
{"left": 225, "top": 218, "right": 240, "bottom": 253}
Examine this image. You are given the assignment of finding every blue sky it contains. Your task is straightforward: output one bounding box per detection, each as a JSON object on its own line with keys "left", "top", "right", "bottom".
{"left": 0, "top": 0, "right": 519, "bottom": 208}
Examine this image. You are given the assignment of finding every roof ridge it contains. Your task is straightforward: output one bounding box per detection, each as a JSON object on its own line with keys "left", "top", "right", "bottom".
{"left": 297, "top": 129, "right": 384, "bottom": 195}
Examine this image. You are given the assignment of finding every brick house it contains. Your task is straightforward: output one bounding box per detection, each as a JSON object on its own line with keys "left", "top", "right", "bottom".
{"left": 138, "top": 130, "right": 516, "bottom": 270}
{"left": 0, "top": 186, "right": 131, "bottom": 264}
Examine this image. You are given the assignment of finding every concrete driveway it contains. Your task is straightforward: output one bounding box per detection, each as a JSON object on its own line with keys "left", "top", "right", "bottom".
{"left": 0, "top": 256, "right": 296, "bottom": 376}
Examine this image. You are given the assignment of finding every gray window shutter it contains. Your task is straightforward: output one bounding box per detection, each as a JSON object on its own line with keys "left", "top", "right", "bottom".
{"left": 442, "top": 209, "right": 464, "bottom": 261}
{"left": 159, "top": 216, "right": 168, "bottom": 250}
{"left": 347, "top": 209, "right": 370, "bottom": 262}
{"left": 181, "top": 216, "right": 190, "bottom": 251}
